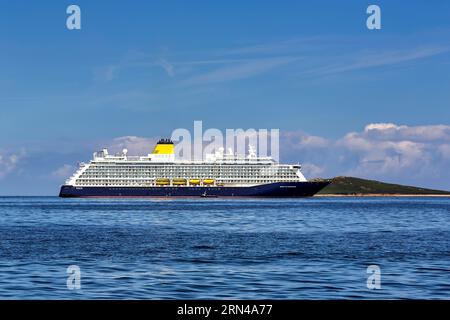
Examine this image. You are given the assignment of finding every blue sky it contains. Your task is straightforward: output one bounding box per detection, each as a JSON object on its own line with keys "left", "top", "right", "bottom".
{"left": 1, "top": 1, "right": 450, "bottom": 195}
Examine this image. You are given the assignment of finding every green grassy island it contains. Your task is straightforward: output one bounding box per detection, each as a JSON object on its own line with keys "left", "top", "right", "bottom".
{"left": 316, "top": 176, "right": 450, "bottom": 196}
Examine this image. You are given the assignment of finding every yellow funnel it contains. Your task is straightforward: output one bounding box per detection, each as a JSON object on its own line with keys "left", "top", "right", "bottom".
{"left": 152, "top": 139, "right": 174, "bottom": 154}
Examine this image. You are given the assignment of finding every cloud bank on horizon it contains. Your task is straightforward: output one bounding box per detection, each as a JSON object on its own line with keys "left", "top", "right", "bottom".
{"left": 281, "top": 123, "right": 450, "bottom": 190}
{"left": 1, "top": 123, "right": 450, "bottom": 195}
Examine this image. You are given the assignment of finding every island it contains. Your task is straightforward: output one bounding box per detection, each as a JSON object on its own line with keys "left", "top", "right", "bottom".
{"left": 315, "top": 176, "right": 450, "bottom": 196}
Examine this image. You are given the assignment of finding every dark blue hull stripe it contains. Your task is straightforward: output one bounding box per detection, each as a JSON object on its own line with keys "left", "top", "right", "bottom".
{"left": 59, "top": 182, "right": 330, "bottom": 198}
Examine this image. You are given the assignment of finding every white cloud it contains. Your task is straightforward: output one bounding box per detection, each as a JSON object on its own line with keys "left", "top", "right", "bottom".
{"left": 0, "top": 149, "right": 25, "bottom": 179}
{"left": 301, "top": 162, "right": 325, "bottom": 177}
{"left": 307, "top": 46, "right": 449, "bottom": 76}
{"left": 364, "top": 123, "right": 402, "bottom": 131}
{"left": 89, "top": 34, "right": 450, "bottom": 91}
{"left": 362, "top": 123, "right": 450, "bottom": 142}
{"left": 280, "top": 123, "right": 450, "bottom": 189}
{"left": 281, "top": 131, "right": 329, "bottom": 149}
{"left": 156, "top": 58, "right": 175, "bottom": 77}
{"left": 337, "top": 125, "right": 437, "bottom": 176}
{"left": 51, "top": 164, "right": 75, "bottom": 179}
{"left": 107, "top": 136, "right": 159, "bottom": 155}
{"left": 438, "top": 144, "right": 450, "bottom": 160}
{"left": 182, "top": 57, "right": 299, "bottom": 85}
{"left": 93, "top": 65, "right": 118, "bottom": 82}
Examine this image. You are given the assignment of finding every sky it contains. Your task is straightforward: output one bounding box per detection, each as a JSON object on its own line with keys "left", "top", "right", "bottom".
{"left": 1, "top": 1, "right": 450, "bottom": 195}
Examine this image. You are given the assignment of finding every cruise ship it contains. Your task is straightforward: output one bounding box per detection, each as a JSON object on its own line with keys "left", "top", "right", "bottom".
{"left": 59, "top": 139, "right": 330, "bottom": 197}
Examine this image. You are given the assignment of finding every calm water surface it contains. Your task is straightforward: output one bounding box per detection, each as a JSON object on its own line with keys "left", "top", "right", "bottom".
{"left": 0, "top": 197, "right": 449, "bottom": 299}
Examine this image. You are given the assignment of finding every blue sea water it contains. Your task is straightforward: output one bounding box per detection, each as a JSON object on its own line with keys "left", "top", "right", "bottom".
{"left": 0, "top": 196, "right": 449, "bottom": 299}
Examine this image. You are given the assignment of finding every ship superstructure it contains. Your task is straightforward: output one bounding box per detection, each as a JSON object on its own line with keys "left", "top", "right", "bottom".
{"left": 59, "top": 139, "right": 330, "bottom": 197}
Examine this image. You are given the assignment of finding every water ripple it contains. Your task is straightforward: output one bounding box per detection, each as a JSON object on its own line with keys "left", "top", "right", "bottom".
{"left": 0, "top": 196, "right": 449, "bottom": 299}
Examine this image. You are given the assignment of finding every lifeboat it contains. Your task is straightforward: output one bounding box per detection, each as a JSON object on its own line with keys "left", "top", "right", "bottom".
{"left": 189, "top": 179, "right": 200, "bottom": 185}
{"left": 173, "top": 178, "right": 187, "bottom": 185}
{"left": 203, "top": 179, "right": 215, "bottom": 185}
{"left": 156, "top": 178, "right": 170, "bottom": 186}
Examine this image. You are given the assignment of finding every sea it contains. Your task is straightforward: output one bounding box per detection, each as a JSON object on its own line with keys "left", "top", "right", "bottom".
{"left": 0, "top": 196, "right": 449, "bottom": 299}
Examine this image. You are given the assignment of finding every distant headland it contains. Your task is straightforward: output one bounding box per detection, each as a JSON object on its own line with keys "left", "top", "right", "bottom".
{"left": 315, "top": 176, "right": 450, "bottom": 197}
